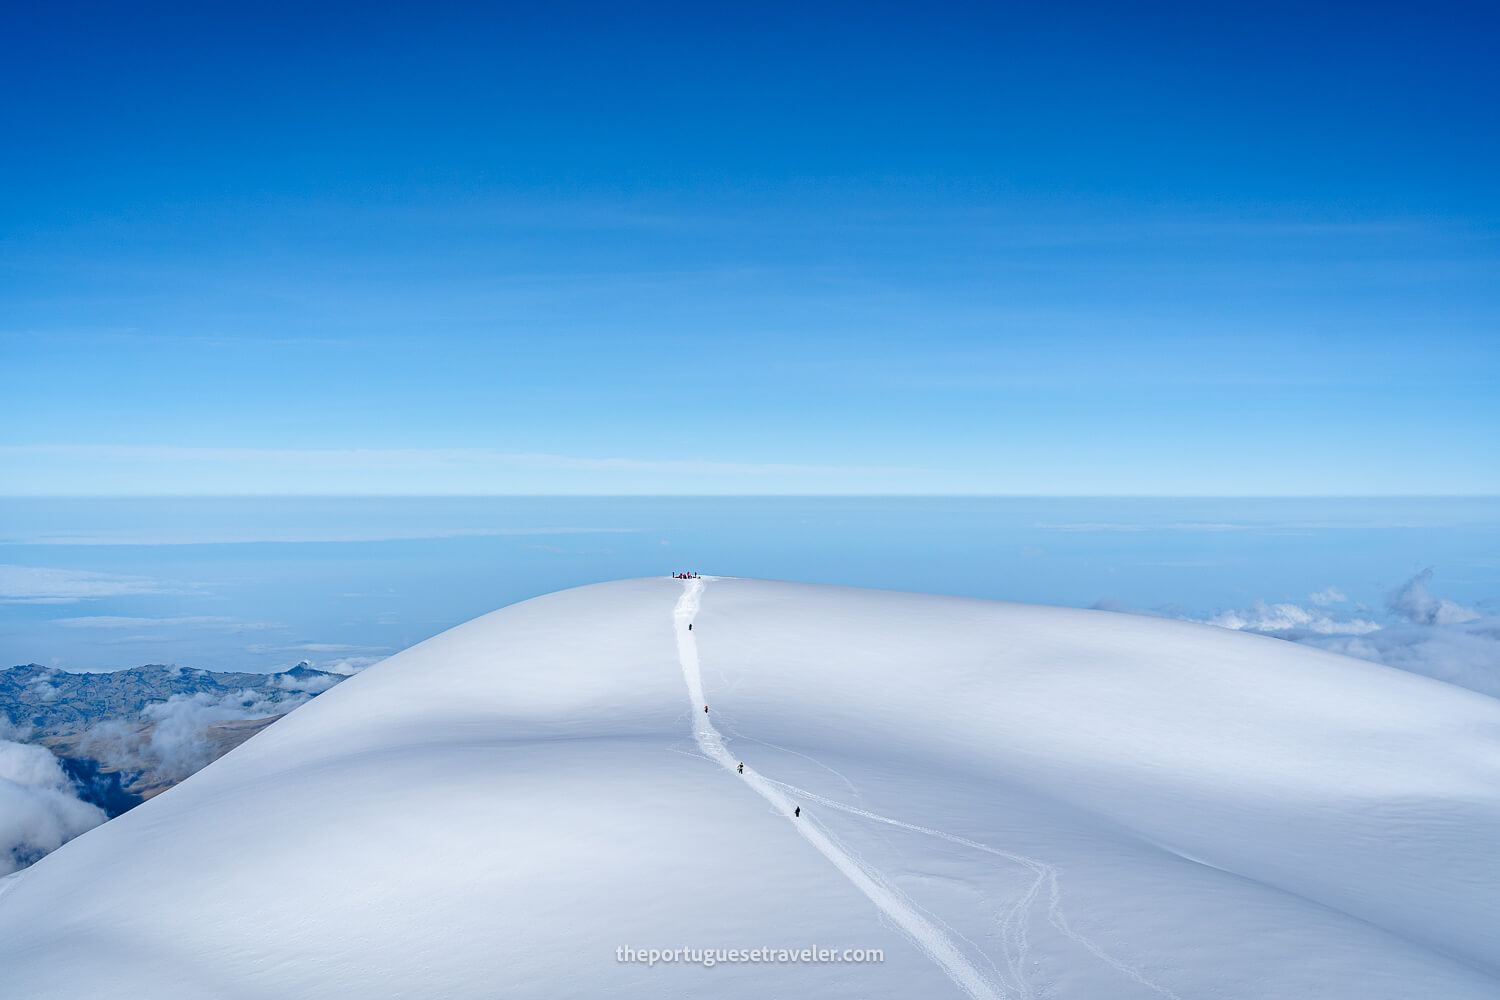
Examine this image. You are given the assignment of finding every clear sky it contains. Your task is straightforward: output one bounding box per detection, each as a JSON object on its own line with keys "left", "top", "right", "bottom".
{"left": 3, "top": 1, "right": 1496, "bottom": 495}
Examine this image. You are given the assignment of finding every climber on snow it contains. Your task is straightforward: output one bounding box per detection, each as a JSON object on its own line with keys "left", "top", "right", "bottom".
{"left": 737, "top": 762, "right": 744, "bottom": 774}
{"left": 794, "top": 806, "right": 800, "bottom": 818}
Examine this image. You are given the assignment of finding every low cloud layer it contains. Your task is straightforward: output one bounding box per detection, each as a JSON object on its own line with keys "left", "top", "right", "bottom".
{"left": 0, "top": 730, "right": 107, "bottom": 875}
{"left": 1306, "top": 623, "right": 1500, "bottom": 697}
{"left": 321, "top": 656, "right": 384, "bottom": 676}
{"left": 83, "top": 689, "right": 314, "bottom": 784}
{"left": 1386, "top": 569, "right": 1480, "bottom": 626}
{"left": 1204, "top": 602, "right": 1380, "bottom": 636}
{"left": 0, "top": 663, "right": 349, "bottom": 872}
{"left": 276, "top": 672, "right": 341, "bottom": 694}
{"left": 1114, "top": 570, "right": 1500, "bottom": 700}
{"left": 50, "top": 616, "right": 281, "bottom": 633}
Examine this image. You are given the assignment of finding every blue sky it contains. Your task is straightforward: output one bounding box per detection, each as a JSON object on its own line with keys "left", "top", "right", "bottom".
{"left": 3, "top": 1, "right": 1496, "bottom": 495}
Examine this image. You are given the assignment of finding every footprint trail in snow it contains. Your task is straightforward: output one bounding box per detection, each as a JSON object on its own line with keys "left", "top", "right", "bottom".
{"left": 759, "top": 777, "right": 1183, "bottom": 1000}
{"left": 676, "top": 576, "right": 1182, "bottom": 1000}
{"left": 674, "top": 577, "right": 1008, "bottom": 1000}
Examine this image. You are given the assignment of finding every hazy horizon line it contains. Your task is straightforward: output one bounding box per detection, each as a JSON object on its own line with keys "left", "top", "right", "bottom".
{"left": 1, "top": 493, "right": 1497, "bottom": 501}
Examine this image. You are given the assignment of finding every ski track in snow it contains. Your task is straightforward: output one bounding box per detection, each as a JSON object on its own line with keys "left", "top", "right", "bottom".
{"left": 675, "top": 577, "right": 1008, "bottom": 1000}
{"left": 675, "top": 576, "right": 1182, "bottom": 1000}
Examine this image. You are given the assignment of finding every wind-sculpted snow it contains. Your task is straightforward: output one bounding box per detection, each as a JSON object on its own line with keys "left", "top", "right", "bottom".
{"left": 0, "top": 577, "right": 1497, "bottom": 999}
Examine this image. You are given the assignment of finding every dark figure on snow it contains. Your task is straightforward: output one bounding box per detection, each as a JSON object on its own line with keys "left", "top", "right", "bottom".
{"left": 704, "top": 705, "right": 709, "bottom": 713}
{"left": 737, "top": 762, "right": 744, "bottom": 774}
{"left": 794, "top": 807, "right": 800, "bottom": 818}
{"left": 688, "top": 623, "right": 692, "bottom": 630}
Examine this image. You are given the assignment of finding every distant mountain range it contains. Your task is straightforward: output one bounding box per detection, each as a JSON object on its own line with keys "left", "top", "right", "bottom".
{"left": 1, "top": 662, "right": 346, "bottom": 815}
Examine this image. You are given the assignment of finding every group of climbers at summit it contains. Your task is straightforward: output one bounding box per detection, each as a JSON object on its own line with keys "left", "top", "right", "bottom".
{"left": 672, "top": 572, "right": 700, "bottom": 579}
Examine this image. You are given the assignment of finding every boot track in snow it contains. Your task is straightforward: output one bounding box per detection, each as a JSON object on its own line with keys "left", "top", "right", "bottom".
{"left": 673, "top": 576, "right": 1008, "bottom": 1000}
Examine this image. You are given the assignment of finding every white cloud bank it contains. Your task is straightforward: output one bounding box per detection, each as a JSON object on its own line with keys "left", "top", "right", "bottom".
{"left": 50, "top": 616, "right": 284, "bottom": 636}
{"left": 275, "top": 672, "right": 342, "bottom": 693}
{"left": 320, "top": 656, "right": 384, "bottom": 676}
{"left": 1145, "top": 571, "right": 1500, "bottom": 700}
{"left": 1309, "top": 625, "right": 1500, "bottom": 698}
{"left": 1204, "top": 602, "right": 1381, "bottom": 635}
{"left": 0, "top": 733, "right": 107, "bottom": 875}
{"left": 1386, "top": 569, "right": 1480, "bottom": 626}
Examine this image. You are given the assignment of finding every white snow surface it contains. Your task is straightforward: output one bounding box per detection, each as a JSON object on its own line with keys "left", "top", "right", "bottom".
{"left": 1, "top": 576, "right": 1498, "bottom": 999}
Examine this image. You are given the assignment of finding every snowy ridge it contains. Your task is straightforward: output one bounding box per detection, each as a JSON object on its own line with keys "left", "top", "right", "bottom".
{"left": 0, "top": 576, "right": 1497, "bottom": 999}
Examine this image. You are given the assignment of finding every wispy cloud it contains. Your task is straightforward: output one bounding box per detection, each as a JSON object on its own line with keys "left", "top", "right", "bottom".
{"left": 50, "top": 616, "right": 281, "bottom": 632}
{"left": 1037, "top": 522, "right": 1251, "bottom": 533}
{"left": 0, "top": 565, "right": 187, "bottom": 603}
{"left": 247, "top": 642, "right": 389, "bottom": 654}
{"left": 1308, "top": 586, "right": 1347, "bottom": 606}
{"left": 3, "top": 525, "right": 639, "bottom": 546}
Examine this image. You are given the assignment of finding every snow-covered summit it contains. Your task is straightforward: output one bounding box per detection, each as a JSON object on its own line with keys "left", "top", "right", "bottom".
{"left": 1, "top": 576, "right": 1497, "bottom": 999}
